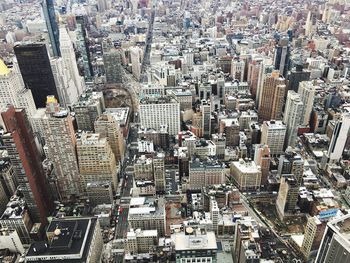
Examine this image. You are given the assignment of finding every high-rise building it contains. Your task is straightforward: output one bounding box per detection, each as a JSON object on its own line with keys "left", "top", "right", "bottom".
{"left": 102, "top": 40, "right": 122, "bottom": 84}
{"left": 247, "top": 56, "right": 263, "bottom": 98}
{"left": 301, "top": 216, "right": 326, "bottom": 260}
{"left": 173, "top": 227, "right": 217, "bottom": 263}
{"left": 134, "top": 155, "right": 153, "bottom": 180}
{"left": 128, "top": 197, "right": 166, "bottom": 236}
{"left": 14, "top": 43, "right": 58, "bottom": 108}
{"left": 260, "top": 120, "right": 286, "bottom": 156}
{"left": 41, "top": 0, "right": 60, "bottom": 57}
{"left": 50, "top": 57, "right": 79, "bottom": 107}
{"left": 25, "top": 217, "right": 103, "bottom": 263}
{"left": 153, "top": 153, "right": 165, "bottom": 193}
{"left": 327, "top": 113, "right": 350, "bottom": 163}
{"left": 256, "top": 58, "right": 274, "bottom": 107}
{"left": 1, "top": 106, "right": 54, "bottom": 225}
{"left": 278, "top": 149, "right": 304, "bottom": 185}
{"left": 275, "top": 174, "right": 299, "bottom": 220}
{"left": 210, "top": 199, "right": 219, "bottom": 234}
{"left": 59, "top": 26, "right": 84, "bottom": 96}
{"left": 38, "top": 96, "right": 82, "bottom": 200}
{"left": 254, "top": 144, "right": 271, "bottom": 186}
{"left": 125, "top": 229, "right": 158, "bottom": 254}
{"left": 230, "top": 159, "right": 261, "bottom": 191}
{"left": 73, "top": 91, "right": 105, "bottom": 132}
{"left": 75, "top": 16, "right": 93, "bottom": 81}
{"left": 274, "top": 37, "right": 290, "bottom": 77}
{"left": 298, "top": 81, "right": 315, "bottom": 126}
{"left": 97, "top": 0, "right": 109, "bottom": 12}
{"left": 94, "top": 114, "right": 125, "bottom": 163}
{"left": 287, "top": 64, "right": 311, "bottom": 92}
{"left": 231, "top": 59, "right": 245, "bottom": 81}
{"left": 139, "top": 96, "right": 180, "bottom": 136}
{"left": 77, "top": 133, "right": 117, "bottom": 190}
{"left": 201, "top": 100, "right": 211, "bottom": 139}
{"left": 0, "top": 59, "right": 36, "bottom": 117}
{"left": 316, "top": 214, "right": 350, "bottom": 263}
{"left": 283, "top": 90, "right": 304, "bottom": 148}
{"left": 258, "top": 70, "right": 285, "bottom": 121}
{"left": 130, "top": 46, "right": 142, "bottom": 80}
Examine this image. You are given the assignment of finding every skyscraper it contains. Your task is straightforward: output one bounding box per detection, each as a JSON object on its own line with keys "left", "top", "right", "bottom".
{"left": 275, "top": 174, "right": 299, "bottom": 220}
{"left": 59, "top": 25, "right": 84, "bottom": 95}
{"left": 328, "top": 113, "right": 350, "bottom": 162}
{"left": 316, "top": 214, "right": 350, "bottom": 263}
{"left": 39, "top": 96, "right": 82, "bottom": 200}
{"left": 259, "top": 70, "right": 286, "bottom": 121}
{"left": 201, "top": 100, "right": 211, "bottom": 139}
{"left": 94, "top": 114, "right": 125, "bottom": 163}
{"left": 41, "top": 0, "right": 60, "bottom": 57}
{"left": 75, "top": 16, "right": 93, "bottom": 81}
{"left": 0, "top": 59, "right": 36, "bottom": 117}
{"left": 260, "top": 120, "right": 286, "bottom": 156}
{"left": 14, "top": 43, "right": 58, "bottom": 108}
{"left": 274, "top": 37, "right": 290, "bottom": 77}
{"left": 102, "top": 40, "right": 123, "bottom": 84}
{"left": 283, "top": 90, "right": 304, "bottom": 148}
{"left": 298, "top": 81, "right": 315, "bottom": 126}
{"left": 77, "top": 133, "right": 117, "bottom": 190}
{"left": 1, "top": 106, "right": 54, "bottom": 225}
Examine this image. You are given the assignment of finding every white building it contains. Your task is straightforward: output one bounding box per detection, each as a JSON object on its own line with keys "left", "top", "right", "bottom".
{"left": 260, "top": 120, "right": 286, "bottom": 156}
{"left": 0, "top": 59, "right": 36, "bottom": 117}
{"left": 328, "top": 113, "right": 350, "bottom": 162}
{"left": 59, "top": 26, "right": 84, "bottom": 96}
{"left": 125, "top": 229, "right": 158, "bottom": 254}
{"left": 298, "top": 81, "right": 315, "bottom": 126}
{"left": 0, "top": 228, "right": 24, "bottom": 254}
{"left": 139, "top": 96, "right": 180, "bottom": 136}
{"left": 283, "top": 90, "right": 304, "bottom": 148}
{"left": 130, "top": 46, "right": 142, "bottom": 80}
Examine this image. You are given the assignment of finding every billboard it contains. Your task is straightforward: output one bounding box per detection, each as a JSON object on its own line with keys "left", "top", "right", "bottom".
{"left": 319, "top": 208, "right": 338, "bottom": 219}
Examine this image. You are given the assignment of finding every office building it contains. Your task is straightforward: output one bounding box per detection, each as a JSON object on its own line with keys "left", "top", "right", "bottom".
{"left": 301, "top": 216, "right": 326, "bottom": 260}
{"left": 1, "top": 106, "right": 54, "bottom": 225}
{"left": 274, "top": 37, "right": 290, "bottom": 77}
{"left": 103, "top": 40, "right": 122, "bottom": 84}
{"left": 0, "top": 228, "right": 25, "bottom": 254}
{"left": 283, "top": 90, "right": 303, "bottom": 148}
{"left": 14, "top": 43, "right": 58, "bottom": 108}
{"left": 298, "top": 81, "right": 315, "bottom": 126}
{"left": 231, "top": 59, "right": 245, "bottom": 81}
{"left": 39, "top": 96, "right": 82, "bottom": 200}
{"left": 220, "top": 119, "right": 240, "bottom": 147}
{"left": 86, "top": 181, "right": 113, "bottom": 206}
{"left": 254, "top": 144, "right": 271, "bottom": 186}
{"left": 139, "top": 96, "right": 180, "bottom": 136}
{"left": 97, "top": 0, "right": 109, "bottom": 12}
{"left": 248, "top": 56, "right": 263, "bottom": 98}
{"left": 173, "top": 227, "right": 217, "bottom": 263}
{"left": 230, "top": 159, "right": 261, "bottom": 191}
{"left": 77, "top": 133, "right": 117, "bottom": 190}
{"left": 73, "top": 91, "right": 105, "bottom": 132}
{"left": 210, "top": 199, "right": 219, "bottom": 234}
{"left": 260, "top": 120, "right": 287, "bottom": 156}
{"left": 50, "top": 57, "right": 79, "bottom": 107}
{"left": 233, "top": 217, "right": 260, "bottom": 262}
{"left": 128, "top": 197, "right": 166, "bottom": 236}
{"left": 0, "top": 59, "right": 36, "bottom": 117}
{"left": 134, "top": 156, "right": 153, "bottom": 181}
{"left": 316, "top": 214, "right": 350, "bottom": 263}
{"left": 200, "top": 100, "right": 211, "bottom": 139}
{"left": 189, "top": 160, "right": 225, "bottom": 191}
{"left": 94, "top": 114, "right": 125, "bottom": 163}
{"left": 259, "top": 70, "right": 285, "bottom": 121}
{"left": 25, "top": 217, "right": 103, "bottom": 263}
{"left": 59, "top": 26, "right": 84, "bottom": 96}
{"left": 278, "top": 150, "right": 304, "bottom": 185}
{"left": 287, "top": 64, "right": 311, "bottom": 92}
{"left": 130, "top": 46, "right": 142, "bottom": 80}
{"left": 0, "top": 159, "right": 16, "bottom": 198}
{"left": 41, "top": 0, "right": 60, "bottom": 57}
{"left": 276, "top": 174, "right": 299, "bottom": 220}
{"left": 0, "top": 193, "right": 33, "bottom": 244}
{"left": 75, "top": 16, "right": 93, "bottom": 81}
{"left": 153, "top": 154, "right": 165, "bottom": 193}
{"left": 125, "top": 229, "right": 158, "bottom": 254}
{"left": 328, "top": 113, "right": 350, "bottom": 162}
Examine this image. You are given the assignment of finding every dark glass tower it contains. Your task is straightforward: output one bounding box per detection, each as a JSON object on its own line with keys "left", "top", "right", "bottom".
{"left": 14, "top": 43, "right": 59, "bottom": 108}
{"left": 274, "top": 37, "right": 290, "bottom": 78}
{"left": 1, "top": 106, "right": 54, "bottom": 226}
{"left": 41, "top": 0, "right": 61, "bottom": 57}
{"left": 76, "top": 15, "right": 93, "bottom": 81}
